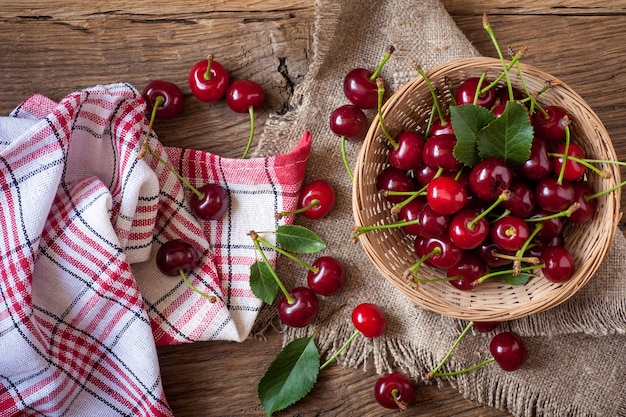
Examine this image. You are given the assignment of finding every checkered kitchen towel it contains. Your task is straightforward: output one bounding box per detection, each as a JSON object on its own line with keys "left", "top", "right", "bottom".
{"left": 0, "top": 83, "right": 311, "bottom": 416}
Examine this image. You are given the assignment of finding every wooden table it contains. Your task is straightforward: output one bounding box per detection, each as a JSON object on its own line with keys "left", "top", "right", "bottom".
{"left": 2, "top": 1, "right": 625, "bottom": 416}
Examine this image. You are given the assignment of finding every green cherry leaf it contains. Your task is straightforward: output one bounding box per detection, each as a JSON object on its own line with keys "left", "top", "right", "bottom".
{"left": 476, "top": 101, "right": 533, "bottom": 167}
{"left": 275, "top": 225, "right": 326, "bottom": 254}
{"left": 450, "top": 104, "right": 497, "bottom": 167}
{"left": 258, "top": 336, "right": 320, "bottom": 416}
{"left": 249, "top": 260, "right": 278, "bottom": 304}
{"left": 500, "top": 271, "right": 532, "bottom": 286}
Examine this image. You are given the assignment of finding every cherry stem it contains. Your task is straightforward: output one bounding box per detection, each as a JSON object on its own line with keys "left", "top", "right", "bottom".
{"left": 352, "top": 218, "right": 421, "bottom": 242}
{"left": 179, "top": 269, "right": 217, "bottom": 303}
{"left": 391, "top": 388, "right": 408, "bottom": 411}
{"left": 512, "top": 222, "right": 544, "bottom": 274}
{"left": 524, "top": 204, "right": 579, "bottom": 223}
{"left": 137, "top": 95, "right": 164, "bottom": 160}
{"left": 276, "top": 199, "right": 320, "bottom": 219}
{"left": 426, "top": 321, "right": 474, "bottom": 379}
{"left": 476, "top": 264, "right": 542, "bottom": 285}
{"left": 340, "top": 136, "right": 354, "bottom": 181}
{"left": 250, "top": 233, "right": 294, "bottom": 304}
{"left": 254, "top": 234, "right": 318, "bottom": 273}
{"left": 468, "top": 190, "right": 510, "bottom": 230}
{"left": 547, "top": 152, "right": 610, "bottom": 178}
{"left": 376, "top": 77, "right": 398, "bottom": 148}
{"left": 479, "top": 47, "right": 526, "bottom": 96}
{"left": 412, "top": 61, "right": 447, "bottom": 128}
{"left": 203, "top": 54, "right": 214, "bottom": 80}
{"left": 586, "top": 178, "right": 626, "bottom": 200}
{"left": 405, "top": 247, "right": 440, "bottom": 282}
{"left": 473, "top": 72, "right": 488, "bottom": 105}
{"left": 319, "top": 329, "right": 361, "bottom": 370}
{"left": 147, "top": 143, "right": 204, "bottom": 199}
{"left": 556, "top": 119, "right": 572, "bottom": 185}
{"left": 429, "top": 357, "right": 496, "bottom": 378}
{"left": 483, "top": 13, "right": 514, "bottom": 101}
{"left": 241, "top": 106, "right": 256, "bottom": 159}
{"left": 369, "top": 45, "right": 395, "bottom": 82}
{"left": 492, "top": 250, "right": 540, "bottom": 265}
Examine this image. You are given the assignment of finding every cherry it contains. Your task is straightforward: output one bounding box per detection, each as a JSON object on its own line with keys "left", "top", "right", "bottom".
{"left": 517, "top": 138, "right": 552, "bottom": 181}
{"left": 306, "top": 256, "right": 346, "bottom": 296}
{"left": 422, "top": 134, "right": 462, "bottom": 171}
{"left": 447, "top": 252, "right": 486, "bottom": 291}
{"left": 448, "top": 208, "right": 490, "bottom": 250}
{"left": 429, "top": 114, "right": 454, "bottom": 137}
{"left": 541, "top": 246, "right": 576, "bottom": 283}
{"left": 552, "top": 142, "right": 586, "bottom": 181}
{"left": 501, "top": 180, "right": 536, "bottom": 218}
{"left": 468, "top": 157, "right": 512, "bottom": 201}
{"left": 397, "top": 199, "right": 426, "bottom": 236}
{"left": 376, "top": 166, "right": 418, "bottom": 204}
{"left": 532, "top": 105, "right": 568, "bottom": 142}
{"left": 374, "top": 373, "right": 415, "bottom": 411}
{"left": 189, "top": 183, "right": 229, "bottom": 221}
{"left": 569, "top": 182, "right": 597, "bottom": 223}
{"left": 489, "top": 331, "right": 527, "bottom": 372}
{"left": 475, "top": 241, "right": 514, "bottom": 268}
{"left": 413, "top": 163, "right": 439, "bottom": 187}
{"left": 277, "top": 286, "right": 319, "bottom": 328}
{"left": 527, "top": 209, "right": 564, "bottom": 242}
{"left": 141, "top": 80, "right": 184, "bottom": 119}
{"left": 226, "top": 79, "right": 265, "bottom": 158}
{"left": 343, "top": 45, "right": 394, "bottom": 109}
{"left": 491, "top": 103, "right": 506, "bottom": 118}
{"left": 454, "top": 77, "right": 496, "bottom": 108}
{"left": 351, "top": 303, "right": 387, "bottom": 338}
{"left": 426, "top": 176, "right": 467, "bottom": 215}
{"left": 296, "top": 179, "right": 336, "bottom": 219}
{"left": 490, "top": 216, "right": 530, "bottom": 252}
{"left": 416, "top": 203, "right": 450, "bottom": 238}
{"left": 413, "top": 235, "right": 463, "bottom": 269}
{"left": 535, "top": 177, "right": 575, "bottom": 212}
{"left": 473, "top": 321, "right": 500, "bottom": 333}
{"left": 329, "top": 104, "right": 369, "bottom": 141}
{"left": 389, "top": 131, "right": 425, "bottom": 171}
{"left": 188, "top": 54, "right": 229, "bottom": 103}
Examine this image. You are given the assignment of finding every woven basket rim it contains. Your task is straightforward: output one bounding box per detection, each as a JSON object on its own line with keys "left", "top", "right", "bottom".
{"left": 352, "top": 56, "right": 621, "bottom": 322}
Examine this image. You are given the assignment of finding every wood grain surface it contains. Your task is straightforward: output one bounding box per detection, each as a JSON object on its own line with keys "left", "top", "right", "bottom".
{"left": 1, "top": 1, "right": 624, "bottom": 416}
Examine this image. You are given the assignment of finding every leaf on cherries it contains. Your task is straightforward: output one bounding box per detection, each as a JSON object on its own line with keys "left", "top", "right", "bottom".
{"left": 476, "top": 101, "right": 533, "bottom": 166}
{"left": 258, "top": 336, "right": 320, "bottom": 416}
{"left": 500, "top": 271, "right": 532, "bottom": 286}
{"left": 250, "top": 260, "right": 278, "bottom": 304}
{"left": 451, "top": 104, "right": 496, "bottom": 167}
{"left": 275, "top": 225, "right": 326, "bottom": 253}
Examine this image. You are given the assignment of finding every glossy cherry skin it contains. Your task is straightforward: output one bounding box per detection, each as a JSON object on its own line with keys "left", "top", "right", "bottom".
{"left": 190, "top": 183, "right": 229, "bottom": 221}
{"left": 455, "top": 77, "right": 496, "bottom": 108}
{"left": 156, "top": 239, "right": 199, "bottom": 276}
{"left": 417, "top": 203, "right": 450, "bottom": 238}
{"left": 535, "top": 177, "right": 575, "bottom": 212}
{"left": 552, "top": 142, "right": 586, "bottom": 181}
{"left": 297, "top": 179, "right": 336, "bottom": 219}
{"left": 517, "top": 138, "right": 552, "bottom": 181}
{"left": 307, "top": 256, "right": 346, "bottom": 296}
{"left": 448, "top": 209, "right": 490, "bottom": 250}
{"left": 415, "top": 235, "right": 463, "bottom": 269}
{"left": 376, "top": 166, "right": 418, "bottom": 204}
{"left": 501, "top": 180, "right": 536, "bottom": 218}
{"left": 469, "top": 157, "right": 512, "bottom": 201}
{"left": 343, "top": 68, "right": 378, "bottom": 109}
{"left": 389, "top": 131, "right": 424, "bottom": 171}
{"left": 528, "top": 209, "right": 564, "bottom": 242}
{"left": 490, "top": 331, "right": 527, "bottom": 372}
{"left": 329, "top": 104, "right": 369, "bottom": 141}
{"left": 569, "top": 182, "right": 597, "bottom": 223}
{"left": 188, "top": 56, "right": 229, "bottom": 102}
{"left": 429, "top": 114, "right": 454, "bottom": 137}
{"left": 397, "top": 199, "right": 426, "bottom": 236}
{"left": 447, "top": 252, "right": 486, "bottom": 291}
{"left": 532, "top": 105, "right": 568, "bottom": 142}
{"left": 541, "top": 246, "right": 576, "bottom": 283}
{"left": 142, "top": 80, "right": 184, "bottom": 119}
{"left": 490, "top": 216, "right": 530, "bottom": 252}
{"left": 426, "top": 176, "right": 467, "bottom": 215}
{"left": 473, "top": 321, "right": 500, "bottom": 333}
{"left": 277, "top": 286, "right": 319, "bottom": 328}
{"left": 422, "top": 134, "right": 462, "bottom": 171}
{"left": 226, "top": 79, "right": 265, "bottom": 113}
{"left": 351, "top": 303, "right": 387, "bottom": 338}
{"left": 475, "top": 241, "right": 514, "bottom": 268}
{"left": 374, "top": 373, "right": 415, "bottom": 410}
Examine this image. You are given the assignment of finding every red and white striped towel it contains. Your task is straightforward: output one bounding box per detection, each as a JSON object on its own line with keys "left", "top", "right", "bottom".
{"left": 0, "top": 83, "right": 311, "bottom": 416}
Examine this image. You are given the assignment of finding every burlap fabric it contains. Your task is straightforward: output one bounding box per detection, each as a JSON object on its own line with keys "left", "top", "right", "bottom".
{"left": 254, "top": 1, "right": 626, "bottom": 416}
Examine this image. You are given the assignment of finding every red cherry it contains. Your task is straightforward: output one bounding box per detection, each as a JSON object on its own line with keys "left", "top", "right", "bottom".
{"left": 329, "top": 104, "right": 369, "bottom": 141}
{"left": 397, "top": 199, "right": 426, "bottom": 236}
{"left": 490, "top": 216, "right": 530, "bottom": 252}
{"left": 532, "top": 105, "right": 568, "bottom": 142}
{"left": 421, "top": 134, "right": 462, "bottom": 172}
{"left": 569, "top": 182, "right": 597, "bottom": 224}
{"left": 448, "top": 209, "right": 490, "bottom": 250}
{"left": 429, "top": 114, "right": 454, "bottom": 137}
{"left": 535, "top": 177, "right": 575, "bottom": 212}
{"left": 446, "top": 252, "right": 486, "bottom": 291}
{"left": 376, "top": 166, "right": 418, "bottom": 204}
{"left": 226, "top": 79, "right": 265, "bottom": 113}
{"left": 552, "top": 142, "right": 586, "bottom": 181}
{"left": 455, "top": 77, "right": 496, "bottom": 108}
{"left": 517, "top": 138, "right": 553, "bottom": 181}
{"left": 297, "top": 179, "right": 336, "bottom": 219}
{"left": 142, "top": 80, "right": 184, "bottom": 119}
{"left": 190, "top": 183, "right": 229, "bottom": 221}
{"left": 389, "top": 131, "right": 424, "bottom": 171}
{"left": 489, "top": 331, "right": 527, "bottom": 372}
{"left": 156, "top": 239, "right": 199, "bottom": 276}
{"left": 426, "top": 176, "right": 467, "bottom": 215}
{"left": 468, "top": 157, "right": 512, "bottom": 201}
{"left": 374, "top": 373, "right": 415, "bottom": 410}
{"left": 414, "top": 235, "right": 463, "bottom": 269}
{"left": 473, "top": 321, "right": 500, "bottom": 333}
{"left": 351, "top": 303, "right": 387, "bottom": 338}
{"left": 307, "top": 256, "right": 346, "bottom": 296}
{"left": 541, "top": 246, "right": 576, "bottom": 283}
{"left": 277, "top": 286, "right": 319, "bottom": 328}
{"left": 416, "top": 203, "right": 450, "bottom": 238}
{"left": 188, "top": 54, "right": 229, "bottom": 103}
{"left": 343, "top": 46, "right": 394, "bottom": 109}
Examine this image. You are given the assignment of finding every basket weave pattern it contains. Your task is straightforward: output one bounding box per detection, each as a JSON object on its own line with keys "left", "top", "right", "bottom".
{"left": 352, "top": 57, "right": 621, "bottom": 321}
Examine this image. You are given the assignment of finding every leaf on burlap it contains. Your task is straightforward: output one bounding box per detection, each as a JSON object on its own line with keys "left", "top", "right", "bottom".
{"left": 275, "top": 225, "right": 326, "bottom": 253}
{"left": 258, "top": 336, "right": 320, "bottom": 416}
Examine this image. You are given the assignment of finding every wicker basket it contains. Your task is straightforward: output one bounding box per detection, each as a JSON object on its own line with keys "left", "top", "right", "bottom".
{"left": 352, "top": 57, "right": 621, "bottom": 322}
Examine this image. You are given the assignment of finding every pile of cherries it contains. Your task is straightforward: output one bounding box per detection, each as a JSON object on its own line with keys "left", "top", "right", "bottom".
{"left": 371, "top": 75, "right": 604, "bottom": 290}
